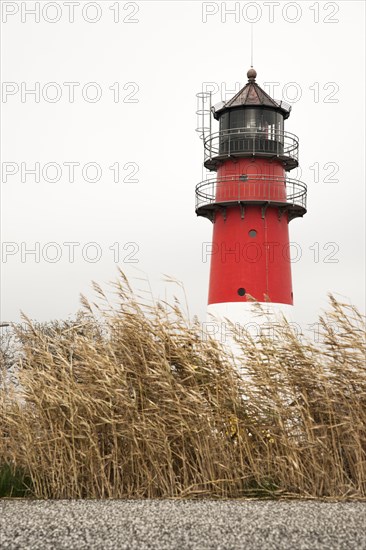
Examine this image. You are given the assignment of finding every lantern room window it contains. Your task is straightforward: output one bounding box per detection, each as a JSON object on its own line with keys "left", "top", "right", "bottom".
{"left": 218, "top": 108, "right": 285, "bottom": 155}
{"left": 220, "top": 108, "right": 284, "bottom": 136}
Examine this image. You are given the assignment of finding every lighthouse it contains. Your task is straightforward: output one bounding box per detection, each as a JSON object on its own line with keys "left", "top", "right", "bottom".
{"left": 196, "top": 68, "right": 307, "bottom": 328}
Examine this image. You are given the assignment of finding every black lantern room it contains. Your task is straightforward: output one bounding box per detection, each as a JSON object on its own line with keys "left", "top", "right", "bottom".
{"left": 204, "top": 68, "right": 298, "bottom": 171}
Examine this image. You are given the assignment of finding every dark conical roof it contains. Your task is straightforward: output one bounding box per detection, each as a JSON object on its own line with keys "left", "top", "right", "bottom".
{"left": 213, "top": 68, "right": 291, "bottom": 119}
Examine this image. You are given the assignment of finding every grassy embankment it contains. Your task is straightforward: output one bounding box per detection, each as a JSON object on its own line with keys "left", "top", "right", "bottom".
{"left": 1, "top": 272, "right": 365, "bottom": 499}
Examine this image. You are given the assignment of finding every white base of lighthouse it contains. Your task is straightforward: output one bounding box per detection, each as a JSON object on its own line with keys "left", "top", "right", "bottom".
{"left": 205, "top": 302, "right": 294, "bottom": 344}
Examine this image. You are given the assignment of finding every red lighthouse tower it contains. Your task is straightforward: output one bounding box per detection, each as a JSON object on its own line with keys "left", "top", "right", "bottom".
{"left": 196, "top": 68, "right": 307, "bottom": 325}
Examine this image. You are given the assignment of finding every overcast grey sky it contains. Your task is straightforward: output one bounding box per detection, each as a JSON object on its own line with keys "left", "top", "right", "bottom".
{"left": 1, "top": 0, "right": 365, "bottom": 332}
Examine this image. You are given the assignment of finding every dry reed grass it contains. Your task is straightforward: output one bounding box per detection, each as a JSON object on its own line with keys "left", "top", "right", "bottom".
{"left": 0, "top": 272, "right": 365, "bottom": 499}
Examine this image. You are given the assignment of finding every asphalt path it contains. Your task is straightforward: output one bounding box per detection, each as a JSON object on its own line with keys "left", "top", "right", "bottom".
{"left": 1, "top": 500, "right": 365, "bottom": 549}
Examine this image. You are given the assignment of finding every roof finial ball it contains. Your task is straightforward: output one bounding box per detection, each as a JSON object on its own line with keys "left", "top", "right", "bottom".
{"left": 247, "top": 67, "right": 257, "bottom": 82}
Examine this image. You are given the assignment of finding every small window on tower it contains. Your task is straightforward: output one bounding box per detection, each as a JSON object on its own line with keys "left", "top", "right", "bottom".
{"left": 248, "top": 229, "right": 257, "bottom": 238}
{"left": 237, "top": 288, "right": 246, "bottom": 296}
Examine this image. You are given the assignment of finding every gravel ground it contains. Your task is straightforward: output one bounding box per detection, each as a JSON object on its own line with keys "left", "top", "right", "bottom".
{"left": 0, "top": 499, "right": 365, "bottom": 550}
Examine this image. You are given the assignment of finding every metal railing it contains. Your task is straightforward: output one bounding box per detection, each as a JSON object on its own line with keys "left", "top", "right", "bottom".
{"left": 203, "top": 128, "right": 299, "bottom": 167}
{"left": 195, "top": 175, "right": 307, "bottom": 213}
{"left": 195, "top": 91, "right": 212, "bottom": 142}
